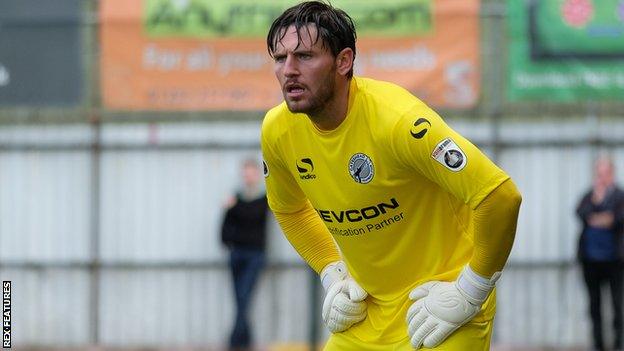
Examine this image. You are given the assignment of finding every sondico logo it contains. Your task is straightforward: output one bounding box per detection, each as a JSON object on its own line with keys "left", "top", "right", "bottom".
{"left": 296, "top": 158, "right": 316, "bottom": 180}
{"left": 262, "top": 160, "right": 269, "bottom": 178}
{"left": 410, "top": 118, "right": 431, "bottom": 139}
{"left": 316, "top": 198, "right": 399, "bottom": 223}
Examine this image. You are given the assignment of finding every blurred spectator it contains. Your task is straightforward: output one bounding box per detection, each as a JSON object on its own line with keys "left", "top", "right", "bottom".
{"left": 576, "top": 156, "right": 624, "bottom": 351}
{"left": 221, "top": 158, "right": 269, "bottom": 351}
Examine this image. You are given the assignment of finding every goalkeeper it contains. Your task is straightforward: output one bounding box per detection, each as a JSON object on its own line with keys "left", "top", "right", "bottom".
{"left": 261, "top": 1, "right": 522, "bottom": 350}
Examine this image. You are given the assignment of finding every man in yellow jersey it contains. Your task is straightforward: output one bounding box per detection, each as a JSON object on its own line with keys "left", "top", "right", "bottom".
{"left": 261, "top": 1, "right": 522, "bottom": 350}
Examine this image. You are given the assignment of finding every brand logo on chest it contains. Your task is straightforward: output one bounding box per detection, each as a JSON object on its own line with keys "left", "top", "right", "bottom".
{"left": 296, "top": 158, "right": 316, "bottom": 180}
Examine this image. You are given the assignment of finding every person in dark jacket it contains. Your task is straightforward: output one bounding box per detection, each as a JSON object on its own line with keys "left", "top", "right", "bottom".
{"left": 576, "top": 156, "right": 624, "bottom": 351}
{"left": 221, "top": 158, "right": 269, "bottom": 350}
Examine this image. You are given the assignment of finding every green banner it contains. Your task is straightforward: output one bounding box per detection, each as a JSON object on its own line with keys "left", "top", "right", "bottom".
{"left": 507, "top": 0, "right": 624, "bottom": 101}
{"left": 144, "top": 0, "right": 432, "bottom": 38}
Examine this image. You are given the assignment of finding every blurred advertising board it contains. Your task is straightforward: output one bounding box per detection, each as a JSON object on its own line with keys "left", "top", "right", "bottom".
{"left": 508, "top": 0, "right": 624, "bottom": 101}
{"left": 100, "top": 0, "right": 480, "bottom": 111}
{"left": 0, "top": 0, "right": 83, "bottom": 106}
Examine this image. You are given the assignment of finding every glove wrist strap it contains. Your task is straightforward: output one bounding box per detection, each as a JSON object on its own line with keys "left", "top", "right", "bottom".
{"left": 456, "top": 265, "right": 501, "bottom": 305}
{"left": 320, "top": 260, "right": 347, "bottom": 291}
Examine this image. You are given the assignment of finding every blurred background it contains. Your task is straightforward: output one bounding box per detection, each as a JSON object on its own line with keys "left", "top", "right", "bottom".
{"left": 1, "top": 0, "right": 624, "bottom": 350}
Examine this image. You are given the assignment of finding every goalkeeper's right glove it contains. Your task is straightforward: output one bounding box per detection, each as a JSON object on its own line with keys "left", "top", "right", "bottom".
{"left": 320, "top": 260, "right": 368, "bottom": 333}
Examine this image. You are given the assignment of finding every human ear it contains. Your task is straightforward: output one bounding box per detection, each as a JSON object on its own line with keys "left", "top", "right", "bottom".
{"left": 335, "top": 48, "right": 354, "bottom": 76}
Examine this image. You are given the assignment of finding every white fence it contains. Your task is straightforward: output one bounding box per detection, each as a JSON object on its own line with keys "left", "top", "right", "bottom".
{"left": 1, "top": 118, "right": 623, "bottom": 348}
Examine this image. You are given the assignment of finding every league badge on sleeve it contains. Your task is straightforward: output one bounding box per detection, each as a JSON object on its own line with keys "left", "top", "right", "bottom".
{"left": 431, "top": 138, "right": 467, "bottom": 171}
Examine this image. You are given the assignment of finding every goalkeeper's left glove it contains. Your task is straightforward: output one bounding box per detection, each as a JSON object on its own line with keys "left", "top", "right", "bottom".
{"left": 406, "top": 265, "right": 500, "bottom": 349}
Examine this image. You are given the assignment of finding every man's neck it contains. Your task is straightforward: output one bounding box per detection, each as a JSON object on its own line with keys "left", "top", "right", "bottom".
{"left": 309, "top": 80, "right": 351, "bottom": 131}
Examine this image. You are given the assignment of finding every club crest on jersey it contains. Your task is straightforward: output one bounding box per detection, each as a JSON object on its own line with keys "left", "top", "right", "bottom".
{"left": 262, "top": 160, "right": 269, "bottom": 178}
{"left": 348, "top": 153, "right": 374, "bottom": 184}
{"left": 431, "top": 138, "right": 467, "bottom": 171}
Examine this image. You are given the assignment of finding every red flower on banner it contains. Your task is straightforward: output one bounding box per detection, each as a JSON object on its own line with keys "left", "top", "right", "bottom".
{"left": 561, "top": 0, "right": 594, "bottom": 28}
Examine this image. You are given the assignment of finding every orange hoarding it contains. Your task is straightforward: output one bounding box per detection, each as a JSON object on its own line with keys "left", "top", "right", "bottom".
{"left": 100, "top": 0, "right": 480, "bottom": 110}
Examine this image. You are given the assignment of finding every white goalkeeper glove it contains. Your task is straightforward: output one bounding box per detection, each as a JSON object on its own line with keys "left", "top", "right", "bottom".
{"left": 320, "top": 260, "right": 368, "bottom": 333}
{"left": 406, "top": 265, "right": 500, "bottom": 349}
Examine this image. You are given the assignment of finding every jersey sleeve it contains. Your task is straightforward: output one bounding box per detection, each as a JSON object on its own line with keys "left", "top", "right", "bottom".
{"left": 389, "top": 103, "right": 509, "bottom": 209}
{"left": 470, "top": 178, "right": 521, "bottom": 276}
{"left": 261, "top": 126, "right": 308, "bottom": 214}
{"left": 261, "top": 117, "right": 341, "bottom": 273}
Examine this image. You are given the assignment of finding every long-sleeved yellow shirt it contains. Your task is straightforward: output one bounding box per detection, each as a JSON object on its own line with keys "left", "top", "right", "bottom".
{"left": 261, "top": 77, "right": 520, "bottom": 344}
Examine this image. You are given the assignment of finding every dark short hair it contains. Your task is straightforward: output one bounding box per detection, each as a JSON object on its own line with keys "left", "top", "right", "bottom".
{"left": 266, "top": 1, "right": 357, "bottom": 78}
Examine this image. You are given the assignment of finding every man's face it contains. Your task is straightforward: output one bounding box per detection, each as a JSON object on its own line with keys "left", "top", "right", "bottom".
{"left": 594, "top": 159, "right": 614, "bottom": 188}
{"left": 242, "top": 163, "right": 260, "bottom": 188}
{"left": 271, "top": 24, "right": 337, "bottom": 115}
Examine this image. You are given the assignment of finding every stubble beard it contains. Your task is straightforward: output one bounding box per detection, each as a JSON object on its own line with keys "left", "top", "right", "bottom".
{"left": 285, "top": 67, "right": 336, "bottom": 118}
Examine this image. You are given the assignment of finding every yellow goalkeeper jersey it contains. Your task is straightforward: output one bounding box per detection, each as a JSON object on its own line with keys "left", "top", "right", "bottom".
{"left": 261, "top": 77, "right": 509, "bottom": 343}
